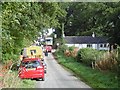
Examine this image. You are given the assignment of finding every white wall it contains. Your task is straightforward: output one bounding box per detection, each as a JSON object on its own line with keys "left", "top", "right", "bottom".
{"left": 65, "top": 43, "right": 109, "bottom": 51}
{"left": 65, "top": 44, "right": 74, "bottom": 47}
{"left": 65, "top": 44, "right": 87, "bottom": 49}
{"left": 92, "top": 44, "right": 96, "bottom": 49}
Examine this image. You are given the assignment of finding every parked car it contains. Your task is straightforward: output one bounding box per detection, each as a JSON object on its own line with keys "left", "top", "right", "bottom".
{"left": 18, "top": 58, "right": 45, "bottom": 81}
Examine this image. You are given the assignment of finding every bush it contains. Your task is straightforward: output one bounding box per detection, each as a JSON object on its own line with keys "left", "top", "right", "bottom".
{"left": 76, "top": 48, "right": 102, "bottom": 66}
{"left": 2, "top": 53, "right": 18, "bottom": 64}
{"left": 68, "top": 46, "right": 74, "bottom": 52}
{"left": 76, "top": 48, "right": 118, "bottom": 72}
{"left": 64, "top": 46, "right": 76, "bottom": 57}
{"left": 57, "top": 45, "right": 68, "bottom": 54}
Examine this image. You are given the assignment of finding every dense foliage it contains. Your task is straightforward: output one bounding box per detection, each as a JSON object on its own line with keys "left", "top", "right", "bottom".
{"left": 77, "top": 48, "right": 118, "bottom": 72}
{"left": 1, "top": 2, "right": 66, "bottom": 62}
{"left": 57, "top": 2, "right": 120, "bottom": 45}
{"left": 76, "top": 48, "right": 101, "bottom": 65}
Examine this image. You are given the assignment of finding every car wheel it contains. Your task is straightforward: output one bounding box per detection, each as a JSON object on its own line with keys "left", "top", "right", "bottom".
{"left": 41, "top": 77, "right": 45, "bottom": 81}
{"left": 44, "top": 70, "right": 46, "bottom": 74}
{"left": 36, "top": 78, "right": 41, "bottom": 81}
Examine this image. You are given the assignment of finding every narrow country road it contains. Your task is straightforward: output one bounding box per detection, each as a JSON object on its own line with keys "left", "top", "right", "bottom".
{"left": 36, "top": 53, "right": 91, "bottom": 88}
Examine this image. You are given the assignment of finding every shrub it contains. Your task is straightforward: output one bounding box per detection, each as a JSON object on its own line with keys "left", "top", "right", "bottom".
{"left": 76, "top": 48, "right": 102, "bottom": 66}
{"left": 58, "top": 45, "right": 68, "bottom": 54}
{"left": 63, "top": 46, "right": 79, "bottom": 57}
{"left": 68, "top": 46, "right": 74, "bottom": 52}
{"left": 2, "top": 53, "right": 18, "bottom": 64}
{"left": 76, "top": 48, "right": 118, "bottom": 72}
{"left": 64, "top": 50, "right": 71, "bottom": 57}
{"left": 95, "top": 51, "right": 118, "bottom": 71}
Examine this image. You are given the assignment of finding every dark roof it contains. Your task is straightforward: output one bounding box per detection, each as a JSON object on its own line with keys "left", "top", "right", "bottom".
{"left": 64, "top": 36, "right": 108, "bottom": 44}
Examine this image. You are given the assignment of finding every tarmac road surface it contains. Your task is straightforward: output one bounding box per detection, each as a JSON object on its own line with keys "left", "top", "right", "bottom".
{"left": 36, "top": 53, "right": 91, "bottom": 88}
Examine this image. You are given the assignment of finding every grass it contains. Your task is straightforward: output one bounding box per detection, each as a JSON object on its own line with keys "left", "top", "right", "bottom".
{"left": 0, "top": 70, "right": 36, "bottom": 88}
{"left": 20, "top": 79, "right": 36, "bottom": 88}
{"left": 0, "top": 53, "right": 36, "bottom": 88}
{"left": 54, "top": 53, "right": 118, "bottom": 89}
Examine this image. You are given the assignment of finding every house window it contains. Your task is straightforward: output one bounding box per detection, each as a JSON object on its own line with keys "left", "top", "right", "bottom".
{"left": 104, "top": 44, "right": 107, "bottom": 47}
{"left": 30, "top": 50, "right": 36, "bottom": 55}
{"left": 87, "top": 44, "right": 92, "bottom": 47}
{"left": 100, "top": 44, "right": 103, "bottom": 47}
{"left": 100, "top": 44, "right": 107, "bottom": 48}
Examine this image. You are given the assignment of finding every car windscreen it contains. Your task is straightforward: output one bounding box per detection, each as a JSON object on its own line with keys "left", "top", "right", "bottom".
{"left": 21, "top": 60, "right": 40, "bottom": 68}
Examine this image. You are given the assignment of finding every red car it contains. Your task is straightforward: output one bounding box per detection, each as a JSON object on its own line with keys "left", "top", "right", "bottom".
{"left": 45, "top": 45, "right": 52, "bottom": 52}
{"left": 18, "top": 58, "right": 45, "bottom": 81}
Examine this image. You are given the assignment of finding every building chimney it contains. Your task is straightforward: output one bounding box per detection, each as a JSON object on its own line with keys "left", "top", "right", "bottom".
{"left": 92, "top": 32, "right": 95, "bottom": 37}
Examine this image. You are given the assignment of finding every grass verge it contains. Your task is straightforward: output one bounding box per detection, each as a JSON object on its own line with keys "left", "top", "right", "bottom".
{"left": 20, "top": 79, "right": 36, "bottom": 88}
{"left": 0, "top": 70, "right": 36, "bottom": 88}
{"left": 54, "top": 53, "right": 118, "bottom": 89}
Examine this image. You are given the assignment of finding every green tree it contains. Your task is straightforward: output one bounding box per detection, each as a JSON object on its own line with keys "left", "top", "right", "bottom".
{"left": 2, "top": 2, "right": 66, "bottom": 62}
{"left": 64, "top": 2, "right": 120, "bottom": 46}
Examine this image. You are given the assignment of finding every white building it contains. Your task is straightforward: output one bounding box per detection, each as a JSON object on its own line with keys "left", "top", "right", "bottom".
{"left": 64, "top": 34, "right": 109, "bottom": 51}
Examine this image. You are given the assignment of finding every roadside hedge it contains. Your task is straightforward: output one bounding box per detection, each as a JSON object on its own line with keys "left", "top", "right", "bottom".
{"left": 76, "top": 48, "right": 118, "bottom": 72}
{"left": 76, "top": 48, "right": 103, "bottom": 66}
{"left": 58, "top": 45, "right": 68, "bottom": 54}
